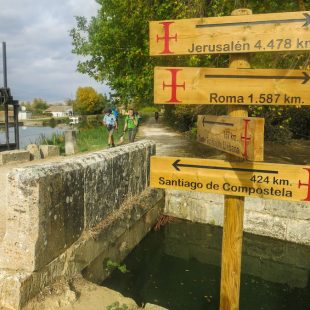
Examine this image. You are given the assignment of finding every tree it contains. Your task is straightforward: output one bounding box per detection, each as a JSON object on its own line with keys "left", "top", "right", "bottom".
{"left": 31, "top": 98, "right": 48, "bottom": 115}
{"left": 70, "top": 0, "right": 213, "bottom": 108}
{"left": 74, "top": 86, "right": 107, "bottom": 115}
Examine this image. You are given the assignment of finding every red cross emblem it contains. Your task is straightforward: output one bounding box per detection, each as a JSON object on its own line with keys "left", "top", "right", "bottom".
{"left": 156, "top": 22, "right": 177, "bottom": 54}
{"left": 241, "top": 119, "right": 251, "bottom": 160}
{"left": 163, "top": 69, "right": 185, "bottom": 103}
{"left": 298, "top": 168, "right": 310, "bottom": 201}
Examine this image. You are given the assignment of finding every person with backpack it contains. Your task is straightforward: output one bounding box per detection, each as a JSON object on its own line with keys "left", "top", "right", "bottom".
{"left": 112, "top": 107, "right": 119, "bottom": 127}
{"left": 123, "top": 108, "right": 139, "bottom": 143}
{"left": 154, "top": 111, "right": 159, "bottom": 122}
{"left": 103, "top": 108, "right": 118, "bottom": 147}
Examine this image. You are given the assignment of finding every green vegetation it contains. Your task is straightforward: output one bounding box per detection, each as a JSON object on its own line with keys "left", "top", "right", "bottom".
{"left": 139, "top": 106, "right": 159, "bottom": 113}
{"left": 106, "top": 259, "right": 129, "bottom": 274}
{"left": 20, "top": 98, "right": 48, "bottom": 115}
{"left": 42, "top": 117, "right": 70, "bottom": 128}
{"left": 37, "top": 133, "right": 65, "bottom": 154}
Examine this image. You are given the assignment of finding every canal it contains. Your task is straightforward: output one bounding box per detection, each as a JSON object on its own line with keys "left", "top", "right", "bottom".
{"left": 103, "top": 220, "right": 310, "bottom": 310}
{"left": 0, "top": 126, "right": 65, "bottom": 148}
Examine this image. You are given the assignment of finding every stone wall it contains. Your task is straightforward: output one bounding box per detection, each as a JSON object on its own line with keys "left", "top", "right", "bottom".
{"left": 0, "top": 140, "right": 164, "bottom": 309}
{"left": 164, "top": 190, "right": 310, "bottom": 246}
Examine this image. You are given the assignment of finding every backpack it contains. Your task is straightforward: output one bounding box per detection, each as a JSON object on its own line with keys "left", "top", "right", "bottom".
{"left": 112, "top": 108, "right": 119, "bottom": 119}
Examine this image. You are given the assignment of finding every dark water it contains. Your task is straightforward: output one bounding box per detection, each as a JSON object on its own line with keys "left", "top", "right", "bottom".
{"left": 103, "top": 220, "right": 310, "bottom": 310}
{"left": 0, "top": 126, "right": 64, "bottom": 148}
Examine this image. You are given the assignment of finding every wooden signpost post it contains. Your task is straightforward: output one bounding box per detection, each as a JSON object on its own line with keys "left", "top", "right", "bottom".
{"left": 150, "top": 11, "right": 310, "bottom": 56}
{"left": 197, "top": 115, "right": 264, "bottom": 161}
{"left": 149, "top": 7, "right": 310, "bottom": 310}
{"left": 154, "top": 67, "right": 310, "bottom": 105}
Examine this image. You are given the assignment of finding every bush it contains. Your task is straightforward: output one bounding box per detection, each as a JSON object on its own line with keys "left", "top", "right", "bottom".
{"left": 249, "top": 106, "right": 293, "bottom": 143}
{"left": 163, "top": 105, "right": 226, "bottom": 133}
{"left": 288, "top": 107, "right": 310, "bottom": 139}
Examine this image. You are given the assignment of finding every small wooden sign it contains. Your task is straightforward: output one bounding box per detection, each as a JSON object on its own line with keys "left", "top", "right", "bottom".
{"left": 150, "top": 11, "right": 310, "bottom": 56}
{"left": 150, "top": 156, "right": 310, "bottom": 202}
{"left": 197, "top": 115, "right": 264, "bottom": 161}
{"left": 154, "top": 67, "right": 310, "bottom": 105}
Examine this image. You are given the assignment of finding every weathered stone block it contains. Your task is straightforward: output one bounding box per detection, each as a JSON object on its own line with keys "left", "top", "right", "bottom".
{"left": 65, "top": 130, "right": 78, "bottom": 155}
{"left": 286, "top": 219, "right": 310, "bottom": 246}
{"left": 245, "top": 212, "right": 288, "bottom": 240}
{"left": 0, "top": 162, "right": 85, "bottom": 272}
{"left": 0, "top": 150, "right": 30, "bottom": 165}
{"left": 84, "top": 141, "right": 155, "bottom": 229}
{"left": 165, "top": 190, "right": 224, "bottom": 226}
{"left": 39, "top": 145, "right": 60, "bottom": 158}
{"left": 26, "top": 144, "right": 41, "bottom": 160}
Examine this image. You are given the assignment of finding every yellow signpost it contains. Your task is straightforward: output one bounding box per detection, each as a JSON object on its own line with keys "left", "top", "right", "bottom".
{"left": 149, "top": 8, "right": 310, "bottom": 310}
{"left": 154, "top": 67, "right": 310, "bottom": 105}
{"left": 197, "top": 115, "right": 264, "bottom": 161}
{"left": 150, "top": 156, "right": 310, "bottom": 202}
{"left": 150, "top": 11, "right": 310, "bottom": 56}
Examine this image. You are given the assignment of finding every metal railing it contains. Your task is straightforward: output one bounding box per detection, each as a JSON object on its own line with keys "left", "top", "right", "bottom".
{"left": 0, "top": 42, "right": 19, "bottom": 151}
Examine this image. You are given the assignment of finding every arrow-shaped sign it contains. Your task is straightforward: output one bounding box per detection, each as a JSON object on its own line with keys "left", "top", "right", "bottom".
{"left": 172, "top": 159, "right": 277, "bottom": 174}
{"left": 197, "top": 115, "right": 264, "bottom": 162}
{"left": 205, "top": 71, "right": 310, "bottom": 84}
{"left": 196, "top": 13, "right": 310, "bottom": 28}
{"left": 150, "top": 12, "right": 310, "bottom": 55}
{"left": 202, "top": 117, "right": 234, "bottom": 127}
{"left": 151, "top": 156, "right": 310, "bottom": 202}
{"left": 155, "top": 67, "right": 310, "bottom": 105}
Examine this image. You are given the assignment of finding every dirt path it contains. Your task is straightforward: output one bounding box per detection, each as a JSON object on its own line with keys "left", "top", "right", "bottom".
{"left": 137, "top": 117, "right": 310, "bottom": 165}
{"left": 137, "top": 117, "right": 223, "bottom": 158}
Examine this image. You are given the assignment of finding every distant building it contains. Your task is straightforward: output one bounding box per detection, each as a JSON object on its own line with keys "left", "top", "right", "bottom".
{"left": 18, "top": 107, "right": 32, "bottom": 120}
{"left": 44, "top": 106, "right": 73, "bottom": 118}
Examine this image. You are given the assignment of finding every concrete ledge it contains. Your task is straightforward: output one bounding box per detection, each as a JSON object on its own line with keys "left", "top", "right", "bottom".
{"left": 0, "top": 150, "right": 30, "bottom": 165}
{"left": 164, "top": 190, "right": 310, "bottom": 245}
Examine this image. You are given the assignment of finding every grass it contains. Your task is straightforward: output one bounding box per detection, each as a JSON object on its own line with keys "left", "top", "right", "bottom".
{"left": 76, "top": 116, "right": 125, "bottom": 152}
{"left": 139, "top": 106, "right": 159, "bottom": 113}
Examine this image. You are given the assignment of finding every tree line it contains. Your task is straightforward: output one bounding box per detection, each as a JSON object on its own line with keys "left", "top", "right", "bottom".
{"left": 18, "top": 87, "right": 110, "bottom": 116}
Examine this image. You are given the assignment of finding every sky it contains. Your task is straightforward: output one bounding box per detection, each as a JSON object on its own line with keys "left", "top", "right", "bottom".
{"left": 0, "top": 0, "right": 110, "bottom": 103}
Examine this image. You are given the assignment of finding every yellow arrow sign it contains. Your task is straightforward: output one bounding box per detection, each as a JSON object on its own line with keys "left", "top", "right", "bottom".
{"left": 154, "top": 67, "right": 310, "bottom": 105}
{"left": 150, "top": 156, "right": 310, "bottom": 202}
{"left": 150, "top": 11, "right": 310, "bottom": 56}
{"left": 197, "top": 115, "right": 264, "bottom": 161}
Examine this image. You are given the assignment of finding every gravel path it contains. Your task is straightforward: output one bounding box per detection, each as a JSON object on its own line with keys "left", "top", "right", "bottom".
{"left": 137, "top": 116, "right": 310, "bottom": 165}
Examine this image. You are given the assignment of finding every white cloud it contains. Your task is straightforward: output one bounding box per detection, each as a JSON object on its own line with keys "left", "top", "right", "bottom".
{"left": 0, "top": 0, "right": 108, "bottom": 102}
